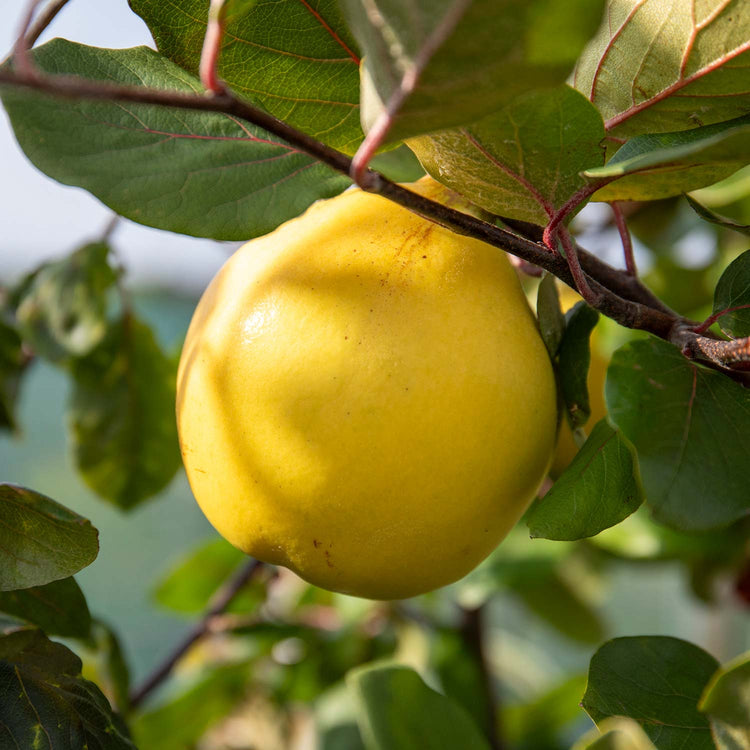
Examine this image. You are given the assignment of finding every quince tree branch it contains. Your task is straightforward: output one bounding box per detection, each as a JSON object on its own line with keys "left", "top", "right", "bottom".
{"left": 1, "top": 62, "right": 749, "bottom": 372}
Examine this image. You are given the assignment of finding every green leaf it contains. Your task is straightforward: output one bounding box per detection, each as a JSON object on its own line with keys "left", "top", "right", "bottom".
{"left": 15, "top": 242, "right": 118, "bottom": 362}
{"left": 69, "top": 315, "right": 181, "bottom": 510}
{"left": 0, "top": 484, "right": 99, "bottom": 591}
{"left": 0, "top": 577, "right": 91, "bottom": 638}
{"left": 504, "top": 674, "right": 588, "bottom": 750}
{"left": 582, "top": 636, "right": 718, "bottom": 750}
{"left": 574, "top": 718, "right": 658, "bottom": 750}
{"left": 0, "top": 316, "right": 26, "bottom": 431}
{"left": 509, "top": 568, "right": 605, "bottom": 645}
{"left": 0, "top": 628, "right": 135, "bottom": 749}
{"left": 410, "top": 86, "right": 605, "bottom": 224}
{"left": 343, "top": 0, "right": 605, "bottom": 144}
{"left": 528, "top": 420, "right": 644, "bottom": 541}
{"left": 130, "top": 0, "right": 363, "bottom": 154}
{"left": 0, "top": 39, "right": 351, "bottom": 241}
{"left": 558, "top": 301, "right": 600, "bottom": 430}
{"left": 154, "top": 537, "right": 261, "bottom": 614}
{"left": 348, "top": 663, "right": 490, "bottom": 750}
{"left": 433, "top": 628, "right": 493, "bottom": 736}
{"left": 573, "top": 0, "right": 750, "bottom": 139}
{"left": 712, "top": 250, "right": 750, "bottom": 338}
{"left": 710, "top": 721, "right": 750, "bottom": 750}
{"left": 537, "top": 274, "right": 566, "bottom": 357}
{"left": 606, "top": 337, "right": 750, "bottom": 530}
{"left": 700, "top": 652, "right": 750, "bottom": 731}
{"left": 586, "top": 115, "right": 750, "bottom": 201}
{"left": 84, "top": 620, "right": 132, "bottom": 716}
{"left": 132, "top": 663, "right": 250, "bottom": 750}
{"left": 686, "top": 195, "right": 750, "bottom": 238}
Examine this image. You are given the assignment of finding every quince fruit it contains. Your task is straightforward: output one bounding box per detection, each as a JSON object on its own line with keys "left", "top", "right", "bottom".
{"left": 176, "top": 181, "right": 557, "bottom": 599}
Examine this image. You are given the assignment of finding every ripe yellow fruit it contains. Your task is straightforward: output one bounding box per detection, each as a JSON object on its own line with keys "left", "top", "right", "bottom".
{"left": 549, "top": 289, "right": 609, "bottom": 477}
{"left": 176, "top": 182, "right": 557, "bottom": 600}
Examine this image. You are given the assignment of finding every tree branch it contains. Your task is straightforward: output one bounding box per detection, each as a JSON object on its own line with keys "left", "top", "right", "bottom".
{"left": 23, "top": 0, "right": 72, "bottom": 48}
{"left": 0, "top": 66, "right": 745, "bottom": 371}
{"left": 128, "top": 558, "right": 264, "bottom": 710}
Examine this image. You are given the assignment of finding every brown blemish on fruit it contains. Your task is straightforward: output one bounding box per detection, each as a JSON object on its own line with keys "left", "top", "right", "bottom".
{"left": 324, "top": 550, "right": 334, "bottom": 568}
{"left": 313, "top": 539, "right": 321, "bottom": 548}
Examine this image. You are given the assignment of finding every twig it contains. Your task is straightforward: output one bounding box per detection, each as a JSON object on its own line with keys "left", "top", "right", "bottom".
{"left": 611, "top": 201, "right": 637, "bottom": 275}
{"left": 1, "top": 66, "right": 748, "bottom": 371}
{"left": 558, "top": 228, "right": 600, "bottom": 305}
{"left": 199, "top": 0, "right": 228, "bottom": 94}
{"left": 129, "top": 558, "right": 264, "bottom": 710}
{"left": 13, "top": 0, "right": 44, "bottom": 77}
{"left": 98, "top": 213, "right": 120, "bottom": 244}
{"left": 459, "top": 605, "right": 503, "bottom": 750}
{"left": 24, "top": 0, "right": 72, "bottom": 47}
{"left": 349, "top": 0, "right": 472, "bottom": 183}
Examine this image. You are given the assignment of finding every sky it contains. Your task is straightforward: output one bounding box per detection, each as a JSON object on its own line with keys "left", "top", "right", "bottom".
{"left": 0, "top": 0, "right": 230, "bottom": 293}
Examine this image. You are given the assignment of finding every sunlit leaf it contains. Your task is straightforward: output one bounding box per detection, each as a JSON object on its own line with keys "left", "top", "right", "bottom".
{"left": 343, "top": 0, "right": 605, "bottom": 144}
{"left": 582, "top": 636, "right": 718, "bottom": 750}
{"left": 69, "top": 315, "right": 181, "bottom": 510}
{"left": 573, "top": 717, "right": 658, "bottom": 749}
{"left": 0, "top": 628, "right": 135, "bottom": 749}
{"left": 574, "top": 0, "right": 750, "bottom": 138}
{"left": 700, "top": 651, "right": 750, "bottom": 740}
{"left": 587, "top": 115, "right": 750, "bottom": 201}
{"left": 130, "top": 0, "right": 363, "bottom": 153}
{"left": 0, "top": 484, "right": 98, "bottom": 591}
{"left": 528, "top": 420, "right": 643, "bottom": 541}
{"left": 154, "top": 537, "right": 262, "bottom": 614}
{"left": 15, "top": 242, "right": 118, "bottom": 362}
{"left": 606, "top": 337, "right": 750, "bottom": 530}
{"left": 0, "top": 40, "right": 350, "bottom": 240}
{"left": 410, "top": 86, "right": 605, "bottom": 224}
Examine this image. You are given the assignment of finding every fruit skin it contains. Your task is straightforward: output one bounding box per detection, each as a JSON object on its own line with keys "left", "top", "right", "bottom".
{"left": 176, "top": 182, "right": 558, "bottom": 600}
{"left": 549, "top": 290, "right": 608, "bottom": 477}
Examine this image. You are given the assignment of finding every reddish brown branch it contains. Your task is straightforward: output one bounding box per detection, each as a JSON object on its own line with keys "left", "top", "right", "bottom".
{"left": 611, "top": 201, "right": 637, "bottom": 275}
{"left": 199, "top": 0, "right": 228, "bottom": 94}
{"left": 129, "top": 558, "right": 264, "bottom": 710}
{"left": 0, "top": 65, "right": 745, "bottom": 372}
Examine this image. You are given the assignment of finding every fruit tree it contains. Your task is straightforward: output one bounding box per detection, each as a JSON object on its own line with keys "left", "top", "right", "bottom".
{"left": 1, "top": 1, "right": 750, "bottom": 748}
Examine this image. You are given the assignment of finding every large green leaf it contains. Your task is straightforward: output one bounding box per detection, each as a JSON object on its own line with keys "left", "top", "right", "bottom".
{"left": 0, "top": 316, "right": 26, "bottom": 431}
{"left": 130, "top": 0, "right": 363, "bottom": 153}
{"left": 0, "top": 39, "right": 350, "bottom": 241}
{"left": 349, "top": 663, "right": 490, "bottom": 750}
{"left": 0, "top": 628, "right": 135, "bottom": 749}
{"left": 711, "top": 249, "right": 750, "bottom": 338}
{"left": 0, "top": 484, "right": 99, "bottom": 591}
{"left": 700, "top": 652, "right": 750, "bottom": 747}
{"left": 582, "top": 636, "right": 718, "bottom": 750}
{"left": 15, "top": 242, "right": 118, "bottom": 362}
{"left": 410, "top": 86, "right": 605, "bottom": 224}
{"left": 606, "top": 337, "right": 750, "bottom": 530}
{"left": 574, "top": 0, "right": 750, "bottom": 138}
{"left": 133, "top": 663, "right": 250, "bottom": 750}
{"left": 587, "top": 115, "right": 750, "bottom": 201}
{"left": 527, "top": 420, "right": 644, "bottom": 541}
{"left": 0, "top": 577, "right": 91, "bottom": 638}
{"left": 343, "top": 0, "right": 605, "bottom": 144}
{"left": 69, "top": 315, "right": 181, "bottom": 510}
